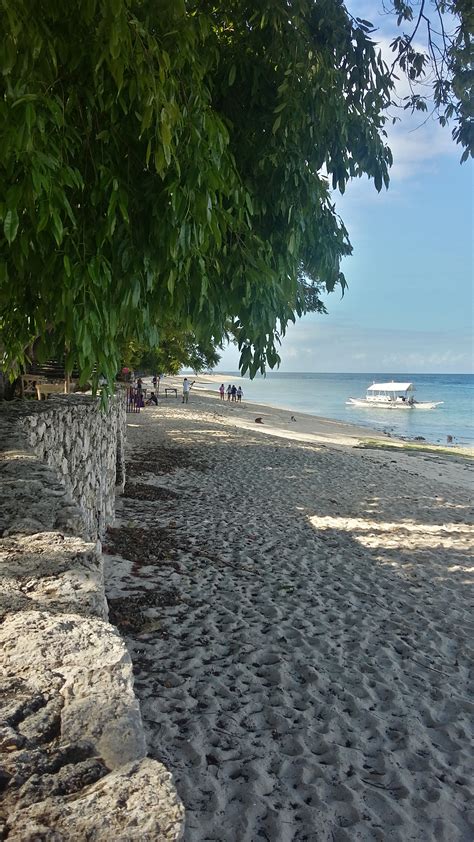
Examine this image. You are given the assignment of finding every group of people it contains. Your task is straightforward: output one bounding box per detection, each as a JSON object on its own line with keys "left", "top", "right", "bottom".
{"left": 130, "top": 375, "right": 244, "bottom": 408}
{"left": 219, "top": 383, "right": 243, "bottom": 402}
{"left": 146, "top": 374, "right": 160, "bottom": 405}
{"left": 130, "top": 375, "right": 159, "bottom": 407}
{"left": 132, "top": 374, "right": 193, "bottom": 406}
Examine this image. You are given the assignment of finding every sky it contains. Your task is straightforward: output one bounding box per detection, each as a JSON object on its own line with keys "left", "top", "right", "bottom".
{"left": 217, "top": 2, "right": 473, "bottom": 374}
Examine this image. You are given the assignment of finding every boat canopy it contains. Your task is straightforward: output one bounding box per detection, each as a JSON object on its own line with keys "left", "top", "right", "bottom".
{"left": 367, "top": 382, "right": 415, "bottom": 392}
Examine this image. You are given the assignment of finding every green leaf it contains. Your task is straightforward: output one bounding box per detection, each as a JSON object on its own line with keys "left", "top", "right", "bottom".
{"left": 25, "top": 102, "right": 35, "bottom": 132}
{"left": 51, "top": 211, "right": 64, "bottom": 245}
{"left": 11, "top": 94, "right": 38, "bottom": 107}
{"left": 118, "top": 192, "right": 129, "bottom": 223}
{"left": 37, "top": 201, "right": 49, "bottom": 233}
{"left": 132, "top": 281, "right": 141, "bottom": 306}
{"left": 31, "top": 169, "right": 42, "bottom": 195}
{"left": 4, "top": 209, "right": 19, "bottom": 244}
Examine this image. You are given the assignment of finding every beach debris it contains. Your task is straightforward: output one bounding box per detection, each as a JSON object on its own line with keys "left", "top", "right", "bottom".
{"left": 126, "top": 444, "right": 208, "bottom": 478}
{"left": 123, "top": 482, "right": 179, "bottom": 502}
{"left": 108, "top": 589, "right": 180, "bottom": 634}
{"left": 105, "top": 525, "right": 183, "bottom": 572}
{"left": 255, "top": 417, "right": 264, "bottom": 424}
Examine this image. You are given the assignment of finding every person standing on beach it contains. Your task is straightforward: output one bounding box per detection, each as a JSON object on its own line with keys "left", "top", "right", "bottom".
{"left": 237, "top": 386, "right": 243, "bottom": 402}
{"left": 231, "top": 385, "right": 237, "bottom": 402}
{"left": 226, "top": 385, "right": 232, "bottom": 401}
{"left": 219, "top": 383, "right": 225, "bottom": 400}
{"left": 182, "top": 377, "right": 195, "bottom": 404}
{"left": 136, "top": 377, "right": 144, "bottom": 407}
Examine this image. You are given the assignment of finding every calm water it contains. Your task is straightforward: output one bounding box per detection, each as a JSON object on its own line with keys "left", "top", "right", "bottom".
{"left": 214, "top": 372, "right": 474, "bottom": 447}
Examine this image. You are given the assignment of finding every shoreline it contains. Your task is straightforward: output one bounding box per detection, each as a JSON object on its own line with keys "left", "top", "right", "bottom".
{"left": 157, "top": 374, "right": 474, "bottom": 460}
{"left": 105, "top": 390, "right": 474, "bottom": 841}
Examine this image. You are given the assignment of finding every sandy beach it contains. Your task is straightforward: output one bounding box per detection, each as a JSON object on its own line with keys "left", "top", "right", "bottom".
{"left": 104, "top": 378, "right": 473, "bottom": 841}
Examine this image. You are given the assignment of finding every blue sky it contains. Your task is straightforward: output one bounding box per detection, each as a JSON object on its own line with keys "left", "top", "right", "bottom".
{"left": 218, "top": 3, "right": 473, "bottom": 374}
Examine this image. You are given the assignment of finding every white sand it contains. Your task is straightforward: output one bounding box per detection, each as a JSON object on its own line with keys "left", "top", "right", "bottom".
{"left": 105, "top": 380, "right": 474, "bottom": 841}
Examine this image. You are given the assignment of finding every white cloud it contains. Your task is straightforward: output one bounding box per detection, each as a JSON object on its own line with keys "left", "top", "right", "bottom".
{"left": 271, "top": 318, "right": 474, "bottom": 373}
{"left": 384, "top": 110, "right": 457, "bottom": 183}
{"left": 218, "top": 315, "right": 473, "bottom": 374}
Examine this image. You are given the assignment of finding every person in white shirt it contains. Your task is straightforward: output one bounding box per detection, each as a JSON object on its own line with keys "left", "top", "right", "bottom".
{"left": 182, "top": 377, "right": 195, "bottom": 403}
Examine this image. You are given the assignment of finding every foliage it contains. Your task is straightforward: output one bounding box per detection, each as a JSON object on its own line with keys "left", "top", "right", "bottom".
{"left": 122, "top": 331, "right": 221, "bottom": 375}
{"left": 386, "top": 0, "right": 473, "bottom": 159}
{"left": 0, "top": 0, "right": 435, "bottom": 388}
{"left": 1, "top": 0, "right": 231, "bottom": 389}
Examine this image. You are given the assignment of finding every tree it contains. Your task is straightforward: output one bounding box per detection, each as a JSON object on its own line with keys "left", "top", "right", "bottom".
{"left": 385, "top": 0, "right": 473, "bottom": 158}
{"left": 122, "top": 331, "right": 221, "bottom": 375}
{"left": 0, "top": 1, "right": 469, "bottom": 389}
{"left": 1, "top": 0, "right": 234, "bottom": 388}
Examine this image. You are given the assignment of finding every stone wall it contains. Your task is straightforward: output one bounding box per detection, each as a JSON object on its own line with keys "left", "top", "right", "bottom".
{"left": 0, "top": 399, "right": 184, "bottom": 840}
{"left": 3, "top": 394, "right": 126, "bottom": 541}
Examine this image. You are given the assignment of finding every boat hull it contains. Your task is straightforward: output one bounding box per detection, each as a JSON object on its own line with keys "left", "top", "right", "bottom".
{"left": 346, "top": 398, "right": 443, "bottom": 410}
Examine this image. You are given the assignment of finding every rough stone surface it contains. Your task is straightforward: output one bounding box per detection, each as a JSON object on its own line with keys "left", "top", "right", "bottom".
{"left": 1, "top": 611, "right": 147, "bottom": 770}
{"left": 5, "top": 758, "right": 184, "bottom": 841}
{"left": 0, "top": 399, "right": 184, "bottom": 841}
{"left": 0, "top": 451, "right": 86, "bottom": 540}
{"left": 0, "top": 394, "right": 126, "bottom": 541}
{"left": 0, "top": 533, "right": 106, "bottom": 621}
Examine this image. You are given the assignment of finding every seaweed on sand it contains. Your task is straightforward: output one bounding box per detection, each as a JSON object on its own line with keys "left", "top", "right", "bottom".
{"left": 104, "top": 525, "right": 184, "bottom": 634}
{"left": 126, "top": 445, "right": 208, "bottom": 479}
{"left": 104, "top": 525, "right": 184, "bottom": 572}
{"left": 108, "top": 589, "right": 180, "bottom": 635}
{"left": 122, "top": 483, "right": 179, "bottom": 502}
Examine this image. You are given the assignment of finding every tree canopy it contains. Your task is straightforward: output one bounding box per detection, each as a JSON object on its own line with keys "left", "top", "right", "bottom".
{"left": 123, "top": 329, "right": 221, "bottom": 376}
{"left": 0, "top": 0, "right": 471, "bottom": 388}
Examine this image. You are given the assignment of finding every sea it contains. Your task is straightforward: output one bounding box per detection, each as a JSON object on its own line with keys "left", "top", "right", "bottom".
{"left": 213, "top": 372, "right": 474, "bottom": 448}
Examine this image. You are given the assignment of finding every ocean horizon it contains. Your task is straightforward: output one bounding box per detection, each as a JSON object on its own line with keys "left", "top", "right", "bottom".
{"left": 205, "top": 371, "right": 474, "bottom": 447}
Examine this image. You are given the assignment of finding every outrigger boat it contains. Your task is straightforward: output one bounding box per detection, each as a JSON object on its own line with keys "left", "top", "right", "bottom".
{"left": 346, "top": 381, "right": 443, "bottom": 410}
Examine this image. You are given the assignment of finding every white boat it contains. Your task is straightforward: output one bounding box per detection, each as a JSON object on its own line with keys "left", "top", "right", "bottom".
{"left": 346, "top": 381, "right": 443, "bottom": 410}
